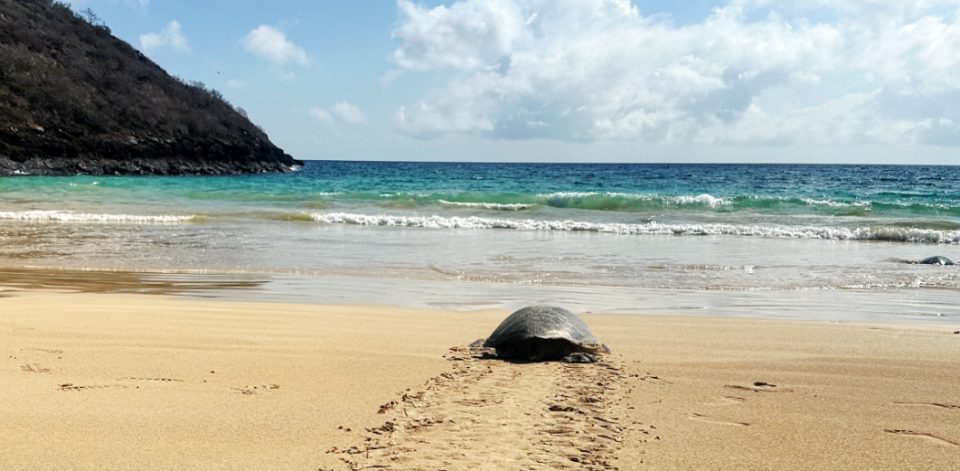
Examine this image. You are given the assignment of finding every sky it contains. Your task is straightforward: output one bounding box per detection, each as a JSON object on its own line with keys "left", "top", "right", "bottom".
{"left": 61, "top": 0, "right": 960, "bottom": 164}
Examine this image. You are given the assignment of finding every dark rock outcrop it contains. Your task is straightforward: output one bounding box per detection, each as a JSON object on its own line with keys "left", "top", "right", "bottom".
{"left": 0, "top": 0, "right": 302, "bottom": 175}
{"left": 919, "top": 256, "right": 954, "bottom": 266}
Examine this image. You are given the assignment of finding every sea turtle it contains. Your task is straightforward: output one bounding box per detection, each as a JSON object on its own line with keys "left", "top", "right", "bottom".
{"left": 473, "top": 305, "right": 609, "bottom": 363}
{"left": 919, "top": 256, "right": 955, "bottom": 266}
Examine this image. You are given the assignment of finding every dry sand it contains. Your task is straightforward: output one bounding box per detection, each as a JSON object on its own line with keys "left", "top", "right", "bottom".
{"left": 1, "top": 290, "right": 959, "bottom": 470}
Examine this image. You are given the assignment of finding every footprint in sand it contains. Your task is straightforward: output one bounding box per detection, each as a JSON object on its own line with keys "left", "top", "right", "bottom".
{"left": 688, "top": 413, "right": 750, "bottom": 427}
{"left": 724, "top": 382, "right": 792, "bottom": 393}
{"left": 58, "top": 383, "right": 128, "bottom": 391}
{"left": 232, "top": 384, "right": 280, "bottom": 395}
{"left": 20, "top": 363, "right": 50, "bottom": 373}
{"left": 884, "top": 429, "right": 960, "bottom": 448}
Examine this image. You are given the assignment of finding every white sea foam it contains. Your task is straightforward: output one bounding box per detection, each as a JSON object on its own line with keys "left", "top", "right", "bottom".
{"left": 537, "top": 191, "right": 601, "bottom": 199}
{"left": 0, "top": 210, "right": 196, "bottom": 224}
{"left": 599, "top": 192, "right": 733, "bottom": 208}
{"left": 800, "top": 198, "right": 869, "bottom": 208}
{"left": 310, "top": 212, "right": 960, "bottom": 244}
{"left": 797, "top": 198, "right": 960, "bottom": 210}
{"left": 668, "top": 194, "right": 731, "bottom": 208}
{"left": 438, "top": 200, "right": 534, "bottom": 211}
{"left": 536, "top": 192, "right": 731, "bottom": 208}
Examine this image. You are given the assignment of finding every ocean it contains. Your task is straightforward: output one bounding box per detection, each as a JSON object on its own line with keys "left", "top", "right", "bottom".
{"left": 1, "top": 161, "right": 958, "bottom": 323}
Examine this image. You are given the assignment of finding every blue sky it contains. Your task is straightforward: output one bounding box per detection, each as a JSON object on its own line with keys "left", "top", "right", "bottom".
{"left": 64, "top": 0, "right": 960, "bottom": 164}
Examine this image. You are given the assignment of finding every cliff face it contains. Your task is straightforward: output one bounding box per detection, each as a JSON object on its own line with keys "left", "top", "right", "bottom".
{"left": 0, "top": 0, "right": 302, "bottom": 175}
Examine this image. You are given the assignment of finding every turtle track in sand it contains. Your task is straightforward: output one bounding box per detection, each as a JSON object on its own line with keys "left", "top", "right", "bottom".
{"left": 329, "top": 346, "right": 627, "bottom": 470}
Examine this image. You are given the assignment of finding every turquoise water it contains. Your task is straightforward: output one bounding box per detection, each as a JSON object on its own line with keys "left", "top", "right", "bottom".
{"left": 1, "top": 162, "right": 958, "bottom": 323}
{"left": 2, "top": 162, "right": 960, "bottom": 232}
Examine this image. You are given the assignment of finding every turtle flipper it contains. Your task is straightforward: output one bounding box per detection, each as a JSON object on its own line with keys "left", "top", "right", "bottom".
{"left": 468, "top": 338, "right": 486, "bottom": 348}
{"left": 562, "top": 352, "right": 598, "bottom": 363}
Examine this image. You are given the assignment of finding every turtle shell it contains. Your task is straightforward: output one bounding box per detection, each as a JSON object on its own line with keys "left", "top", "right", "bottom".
{"left": 482, "top": 306, "right": 603, "bottom": 360}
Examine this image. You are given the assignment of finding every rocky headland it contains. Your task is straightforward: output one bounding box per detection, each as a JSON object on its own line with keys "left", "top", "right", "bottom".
{"left": 0, "top": 0, "right": 302, "bottom": 175}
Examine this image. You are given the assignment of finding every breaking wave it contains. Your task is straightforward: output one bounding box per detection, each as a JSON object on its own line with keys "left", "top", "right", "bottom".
{"left": 310, "top": 212, "right": 960, "bottom": 244}
{"left": 0, "top": 210, "right": 197, "bottom": 224}
{"left": 533, "top": 192, "right": 732, "bottom": 209}
{"left": 323, "top": 191, "right": 960, "bottom": 216}
{"left": 438, "top": 200, "right": 534, "bottom": 211}
{"left": 799, "top": 198, "right": 869, "bottom": 208}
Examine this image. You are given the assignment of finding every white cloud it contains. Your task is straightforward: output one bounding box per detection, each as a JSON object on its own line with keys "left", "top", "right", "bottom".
{"left": 309, "top": 107, "right": 333, "bottom": 123}
{"left": 139, "top": 20, "right": 189, "bottom": 52}
{"left": 392, "top": 0, "right": 530, "bottom": 71}
{"left": 310, "top": 102, "right": 367, "bottom": 125}
{"left": 243, "top": 25, "right": 309, "bottom": 67}
{"left": 391, "top": 0, "right": 960, "bottom": 146}
{"left": 331, "top": 102, "right": 367, "bottom": 124}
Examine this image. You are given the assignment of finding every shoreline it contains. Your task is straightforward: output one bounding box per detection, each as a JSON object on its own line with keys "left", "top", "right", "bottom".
{"left": 2, "top": 265, "right": 959, "bottom": 326}
{"left": 1, "top": 289, "right": 958, "bottom": 469}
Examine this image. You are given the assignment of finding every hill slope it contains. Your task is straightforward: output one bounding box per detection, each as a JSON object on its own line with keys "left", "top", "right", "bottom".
{"left": 0, "top": 0, "right": 302, "bottom": 175}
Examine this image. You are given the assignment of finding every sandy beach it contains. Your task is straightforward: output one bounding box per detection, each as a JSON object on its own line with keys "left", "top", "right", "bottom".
{"left": 1, "top": 289, "right": 959, "bottom": 470}
{"left": 5, "top": 0, "right": 960, "bottom": 468}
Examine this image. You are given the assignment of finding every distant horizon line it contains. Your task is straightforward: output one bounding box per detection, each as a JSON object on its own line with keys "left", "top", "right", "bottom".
{"left": 297, "top": 159, "right": 960, "bottom": 167}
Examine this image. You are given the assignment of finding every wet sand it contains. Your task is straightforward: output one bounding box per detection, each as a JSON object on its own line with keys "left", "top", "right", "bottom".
{"left": 0, "top": 267, "right": 269, "bottom": 296}
{"left": 1, "top": 289, "right": 959, "bottom": 470}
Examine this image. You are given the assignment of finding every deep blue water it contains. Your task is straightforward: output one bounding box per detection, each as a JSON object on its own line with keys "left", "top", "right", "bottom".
{"left": 298, "top": 162, "right": 960, "bottom": 218}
